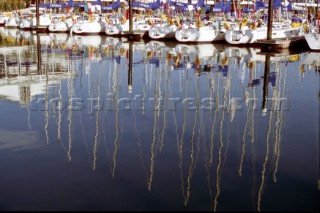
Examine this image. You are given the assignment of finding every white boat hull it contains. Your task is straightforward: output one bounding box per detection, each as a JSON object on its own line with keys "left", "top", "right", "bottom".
{"left": 304, "top": 33, "right": 320, "bottom": 50}
{"left": 105, "top": 20, "right": 150, "bottom": 36}
{"left": 148, "top": 24, "right": 177, "bottom": 39}
{"left": 225, "top": 27, "right": 267, "bottom": 44}
{"left": 48, "top": 19, "right": 73, "bottom": 32}
{"left": 72, "top": 35, "right": 102, "bottom": 47}
{"left": 175, "top": 26, "right": 225, "bottom": 43}
{"left": 19, "top": 16, "right": 51, "bottom": 29}
{"left": 0, "top": 15, "right": 9, "bottom": 26}
{"left": 225, "top": 26, "right": 302, "bottom": 45}
{"left": 5, "top": 17, "right": 20, "bottom": 28}
{"left": 71, "top": 21, "right": 105, "bottom": 34}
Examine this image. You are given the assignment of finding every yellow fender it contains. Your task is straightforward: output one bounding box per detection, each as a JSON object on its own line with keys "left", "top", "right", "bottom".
{"left": 89, "top": 16, "right": 94, "bottom": 22}
{"left": 166, "top": 16, "right": 171, "bottom": 24}
{"left": 288, "top": 55, "right": 299, "bottom": 62}
{"left": 194, "top": 57, "right": 201, "bottom": 65}
{"left": 241, "top": 17, "right": 248, "bottom": 26}
{"left": 174, "top": 56, "right": 180, "bottom": 66}
{"left": 221, "top": 58, "right": 228, "bottom": 66}
{"left": 224, "top": 22, "right": 230, "bottom": 30}
{"left": 196, "top": 20, "right": 203, "bottom": 28}
{"left": 290, "top": 22, "right": 301, "bottom": 28}
{"left": 105, "top": 46, "right": 110, "bottom": 56}
{"left": 166, "top": 53, "right": 172, "bottom": 60}
{"left": 105, "top": 16, "right": 110, "bottom": 23}
{"left": 303, "top": 23, "right": 308, "bottom": 33}
{"left": 300, "top": 64, "right": 304, "bottom": 73}
{"left": 147, "top": 51, "right": 152, "bottom": 58}
{"left": 248, "top": 61, "right": 255, "bottom": 69}
{"left": 120, "top": 16, "right": 126, "bottom": 24}
{"left": 120, "top": 48, "right": 126, "bottom": 55}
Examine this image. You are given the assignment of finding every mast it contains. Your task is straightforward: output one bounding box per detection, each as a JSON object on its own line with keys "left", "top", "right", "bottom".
{"left": 272, "top": 58, "right": 286, "bottom": 183}
{"left": 147, "top": 42, "right": 163, "bottom": 191}
{"left": 213, "top": 68, "right": 228, "bottom": 212}
{"left": 317, "top": 0, "right": 320, "bottom": 31}
{"left": 129, "top": 0, "right": 133, "bottom": 33}
{"left": 232, "top": 0, "right": 237, "bottom": 17}
{"left": 266, "top": 0, "right": 274, "bottom": 40}
{"left": 159, "top": 50, "right": 167, "bottom": 152}
{"left": 92, "top": 57, "right": 102, "bottom": 171}
{"left": 128, "top": 42, "right": 133, "bottom": 93}
{"left": 178, "top": 56, "right": 189, "bottom": 206}
{"left": 262, "top": 55, "right": 270, "bottom": 114}
{"left": 184, "top": 71, "right": 200, "bottom": 206}
{"left": 112, "top": 43, "right": 121, "bottom": 178}
{"left": 36, "top": 0, "right": 40, "bottom": 28}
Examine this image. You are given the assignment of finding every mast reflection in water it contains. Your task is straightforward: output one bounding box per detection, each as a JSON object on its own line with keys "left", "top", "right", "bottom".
{"left": 0, "top": 28, "right": 319, "bottom": 211}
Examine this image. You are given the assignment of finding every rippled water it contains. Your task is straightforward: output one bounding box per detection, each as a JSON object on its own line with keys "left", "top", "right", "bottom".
{"left": 0, "top": 27, "right": 319, "bottom": 211}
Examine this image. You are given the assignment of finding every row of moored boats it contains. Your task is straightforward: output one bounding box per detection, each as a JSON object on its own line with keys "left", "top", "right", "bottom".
{"left": 0, "top": 2, "right": 319, "bottom": 50}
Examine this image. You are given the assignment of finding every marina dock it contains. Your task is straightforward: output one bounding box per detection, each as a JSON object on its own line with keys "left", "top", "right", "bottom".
{"left": 257, "top": 36, "right": 310, "bottom": 51}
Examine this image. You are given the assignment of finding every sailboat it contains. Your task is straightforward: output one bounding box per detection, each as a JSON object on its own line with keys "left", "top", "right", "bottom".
{"left": 148, "top": 16, "right": 179, "bottom": 40}
{"left": 304, "top": 29, "right": 320, "bottom": 50}
{"left": 70, "top": 13, "right": 105, "bottom": 34}
{"left": 304, "top": 0, "right": 320, "bottom": 50}
{"left": 225, "top": 1, "right": 304, "bottom": 45}
{"left": 4, "top": 10, "right": 22, "bottom": 28}
{"left": 0, "top": 12, "right": 10, "bottom": 26}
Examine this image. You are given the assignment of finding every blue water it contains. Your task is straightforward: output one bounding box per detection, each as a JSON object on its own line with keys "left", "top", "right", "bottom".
{"left": 0, "top": 28, "right": 319, "bottom": 211}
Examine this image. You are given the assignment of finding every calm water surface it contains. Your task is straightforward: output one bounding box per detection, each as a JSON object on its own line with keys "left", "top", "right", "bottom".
{"left": 0, "top": 27, "right": 319, "bottom": 211}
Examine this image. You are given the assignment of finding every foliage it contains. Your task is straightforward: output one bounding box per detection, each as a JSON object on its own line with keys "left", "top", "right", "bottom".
{"left": 0, "top": 1, "right": 26, "bottom": 11}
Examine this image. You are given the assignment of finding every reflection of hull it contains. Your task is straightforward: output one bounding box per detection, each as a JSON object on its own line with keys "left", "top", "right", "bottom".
{"left": 167, "top": 43, "right": 225, "bottom": 71}
{"left": 302, "top": 52, "right": 320, "bottom": 67}
{"left": 145, "top": 40, "right": 167, "bottom": 52}
{"left": 49, "top": 33, "right": 71, "bottom": 45}
{"left": 225, "top": 46, "right": 251, "bottom": 58}
{"left": 0, "top": 27, "right": 9, "bottom": 36}
{"left": 175, "top": 43, "right": 218, "bottom": 58}
{"left": 304, "top": 33, "right": 320, "bottom": 50}
{"left": 224, "top": 46, "right": 299, "bottom": 62}
{"left": 103, "top": 37, "right": 129, "bottom": 58}
{"left": 32, "top": 34, "right": 51, "bottom": 45}
{"left": 6, "top": 28, "right": 21, "bottom": 39}
{"left": 224, "top": 46, "right": 265, "bottom": 62}
{"left": 19, "top": 30, "right": 33, "bottom": 42}
{"left": 0, "top": 81, "right": 54, "bottom": 103}
{"left": 104, "top": 37, "right": 128, "bottom": 47}
{"left": 175, "top": 26, "right": 225, "bottom": 43}
{"left": 0, "top": 74, "right": 71, "bottom": 104}
{"left": 72, "top": 35, "right": 102, "bottom": 47}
